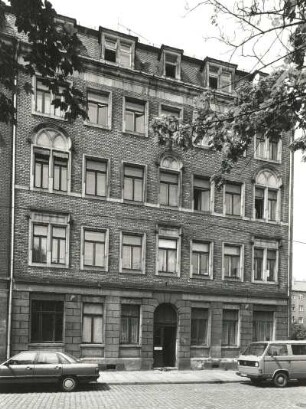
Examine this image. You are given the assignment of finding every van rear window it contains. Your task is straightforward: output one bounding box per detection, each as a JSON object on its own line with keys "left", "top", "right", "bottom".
{"left": 292, "top": 344, "right": 306, "bottom": 355}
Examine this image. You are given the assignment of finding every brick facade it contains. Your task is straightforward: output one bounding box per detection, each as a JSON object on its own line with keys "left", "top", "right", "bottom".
{"left": 3, "top": 12, "right": 291, "bottom": 368}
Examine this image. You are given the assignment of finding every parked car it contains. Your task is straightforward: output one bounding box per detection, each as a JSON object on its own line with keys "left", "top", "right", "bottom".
{"left": 0, "top": 350, "right": 100, "bottom": 392}
{"left": 237, "top": 340, "right": 306, "bottom": 387}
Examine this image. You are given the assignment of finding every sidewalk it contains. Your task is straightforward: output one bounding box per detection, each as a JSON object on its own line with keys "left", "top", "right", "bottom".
{"left": 98, "top": 369, "right": 246, "bottom": 385}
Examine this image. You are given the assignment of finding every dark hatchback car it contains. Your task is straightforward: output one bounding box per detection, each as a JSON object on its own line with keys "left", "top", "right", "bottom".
{"left": 0, "top": 350, "right": 100, "bottom": 392}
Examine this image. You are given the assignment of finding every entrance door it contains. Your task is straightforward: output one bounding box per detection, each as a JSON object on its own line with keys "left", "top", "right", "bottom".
{"left": 153, "top": 304, "right": 177, "bottom": 368}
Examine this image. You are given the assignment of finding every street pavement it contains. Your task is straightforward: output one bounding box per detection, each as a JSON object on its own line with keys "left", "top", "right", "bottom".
{"left": 1, "top": 370, "right": 306, "bottom": 409}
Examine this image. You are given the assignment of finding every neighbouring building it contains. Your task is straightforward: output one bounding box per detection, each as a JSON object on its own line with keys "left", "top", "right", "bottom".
{"left": 292, "top": 281, "right": 306, "bottom": 325}
{"left": 1, "top": 11, "right": 292, "bottom": 369}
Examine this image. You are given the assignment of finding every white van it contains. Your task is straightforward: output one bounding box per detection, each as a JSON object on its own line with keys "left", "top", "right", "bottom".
{"left": 237, "top": 340, "right": 306, "bottom": 387}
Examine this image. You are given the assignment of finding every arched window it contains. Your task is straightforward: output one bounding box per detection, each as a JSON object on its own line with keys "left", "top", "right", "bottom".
{"left": 159, "top": 154, "right": 182, "bottom": 207}
{"left": 254, "top": 169, "right": 281, "bottom": 222}
{"left": 32, "top": 128, "right": 71, "bottom": 193}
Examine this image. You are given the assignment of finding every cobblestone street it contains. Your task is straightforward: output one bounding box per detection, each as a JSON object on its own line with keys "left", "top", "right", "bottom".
{"left": 1, "top": 381, "right": 306, "bottom": 409}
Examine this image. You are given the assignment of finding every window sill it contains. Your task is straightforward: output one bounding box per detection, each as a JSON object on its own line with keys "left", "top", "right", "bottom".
{"left": 193, "top": 209, "right": 212, "bottom": 214}
{"left": 253, "top": 218, "right": 280, "bottom": 224}
{"left": 223, "top": 276, "right": 242, "bottom": 281}
{"left": 81, "top": 266, "right": 108, "bottom": 272}
{"left": 122, "top": 199, "right": 145, "bottom": 206}
{"left": 100, "top": 59, "right": 133, "bottom": 70}
{"left": 221, "top": 345, "right": 239, "bottom": 349}
{"left": 83, "top": 194, "right": 107, "bottom": 201}
{"left": 120, "top": 269, "right": 145, "bottom": 275}
{"left": 224, "top": 213, "right": 243, "bottom": 218}
{"left": 156, "top": 272, "right": 180, "bottom": 278}
{"left": 191, "top": 274, "right": 212, "bottom": 280}
{"left": 32, "top": 111, "right": 66, "bottom": 122}
{"left": 80, "top": 343, "right": 105, "bottom": 348}
{"left": 254, "top": 156, "right": 281, "bottom": 165}
{"left": 119, "top": 344, "right": 141, "bottom": 348}
{"left": 29, "top": 342, "right": 64, "bottom": 347}
{"left": 30, "top": 263, "right": 69, "bottom": 269}
{"left": 84, "top": 121, "right": 111, "bottom": 131}
{"left": 253, "top": 280, "right": 278, "bottom": 284}
{"left": 31, "top": 187, "right": 70, "bottom": 195}
{"left": 190, "top": 345, "right": 210, "bottom": 349}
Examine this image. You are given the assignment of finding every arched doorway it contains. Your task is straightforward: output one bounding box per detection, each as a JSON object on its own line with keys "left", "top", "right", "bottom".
{"left": 153, "top": 304, "right": 177, "bottom": 368}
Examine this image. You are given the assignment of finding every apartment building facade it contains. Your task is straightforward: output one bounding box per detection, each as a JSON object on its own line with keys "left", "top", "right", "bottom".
{"left": 2, "top": 13, "right": 291, "bottom": 368}
{"left": 292, "top": 281, "right": 306, "bottom": 325}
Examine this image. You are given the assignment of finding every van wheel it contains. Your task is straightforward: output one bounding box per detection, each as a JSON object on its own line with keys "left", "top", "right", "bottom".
{"left": 273, "top": 372, "right": 288, "bottom": 388}
{"left": 60, "top": 376, "right": 77, "bottom": 392}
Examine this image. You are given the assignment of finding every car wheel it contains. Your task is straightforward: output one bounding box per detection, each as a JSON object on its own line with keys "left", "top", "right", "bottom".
{"left": 60, "top": 376, "right": 77, "bottom": 392}
{"left": 273, "top": 372, "right": 288, "bottom": 388}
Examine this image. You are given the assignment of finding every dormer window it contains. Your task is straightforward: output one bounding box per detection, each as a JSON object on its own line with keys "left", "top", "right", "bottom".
{"left": 208, "top": 64, "right": 232, "bottom": 93}
{"left": 161, "top": 51, "right": 180, "bottom": 79}
{"left": 102, "top": 35, "right": 134, "bottom": 68}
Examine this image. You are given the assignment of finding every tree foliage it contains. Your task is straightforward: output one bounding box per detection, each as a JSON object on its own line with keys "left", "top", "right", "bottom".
{"left": 151, "top": 0, "right": 306, "bottom": 183}
{"left": 0, "top": 0, "right": 87, "bottom": 124}
{"left": 291, "top": 323, "right": 306, "bottom": 339}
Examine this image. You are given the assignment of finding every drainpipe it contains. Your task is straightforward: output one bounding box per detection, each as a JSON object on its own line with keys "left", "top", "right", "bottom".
{"left": 6, "top": 42, "right": 18, "bottom": 360}
{"left": 288, "top": 130, "right": 295, "bottom": 339}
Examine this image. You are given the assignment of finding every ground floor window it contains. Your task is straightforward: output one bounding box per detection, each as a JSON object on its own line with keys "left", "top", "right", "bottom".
{"left": 120, "top": 304, "right": 140, "bottom": 344}
{"left": 31, "top": 299, "right": 63, "bottom": 342}
{"left": 82, "top": 303, "right": 103, "bottom": 343}
{"left": 191, "top": 308, "right": 208, "bottom": 345}
{"left": 253, "top": 311, "right": 274, "bottom": 341}
{"left": 222, "top": 309, "right": 238, "bottom": 346}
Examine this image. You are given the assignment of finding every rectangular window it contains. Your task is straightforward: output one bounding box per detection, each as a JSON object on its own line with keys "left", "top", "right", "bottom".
{"left": 158, "top": 238, "right": 177, "bottom": 273}
{"left": 123, "top": 165, "right": 144, "bottom": 202}
{"left": 160, "top": 171, "right": 179, "bottom": 206}
{"left": 51, "top": 226, "right": 66, "bottom": 264}
{"left": 299, "top": 317, "right": 304, "bottom": 324}
{"left": 34, "top": 151, "right": 49, "bottom": 189}
{"left": 33, "top": 148, "right": 69, "bottom": 193}
{"left": 222, "top": 309, "right": 238, "bottom": 346}
{"left": 194, "top": 177, "right": 210, "bottom": 211}
{"left": 191, "top": 308, "right": 208, "bottom": 346}
{"left": 225, "top": 183, "right": 241, "bottom": 216}
{"left": 30, "top": 213, "right": 69, "bottom": 266}
{"left": 35, "top": 78, "right": 65, "bottom": 118}
{"left": 255, "top": 188, "right": 264, "bottom": 219}
{"left": 208, "top": 65, "right": 232, "bottom": 93}
{"left": 268, "top": 190, "right": 277, "bottom": 221}
{"left": 160, "top": 104, "right": 181, "bottom": 118}
{"left": 120, "top": 304, "right": 140, "bottom": 344}
{"left": 84, "top": 230, "right": 106, "bottom": 268}
{"left": 292, "top": 344, "right": 306, "bottom": 355}
{"left": 164, "top": 52, "right": 180, "bottom": 79}
{"left": 255, "top": 134, "right": 281, "bottom": 162}
{"left": 82, "top": 303, "right": 103, "bottom": 344}
{"left": 87, "top": 91, "right": 110, "bottom": 128}
{"left": 252, "top": 311, "right": 274, "bottom": 342}
{"left": 192, "top": 242, "right": 210, "bottom": 276}
{"left": 224, "top": 245, "right": 241, "bottom": 278}
{"left": 299, "top": 305, "right": 304, "bottom": 312}
{"left": 122, "top": 234, "right": 143, "bottom": 271}
{"left": 124, "top": 98, "right": 146, "bottom": 134}
{"left": 53, "top": 154, "right": 68, "bottom": 192}
{"left": 253, "top": 241, "right": 278, "bottom": 282}
{"left": 85, "top": 159, "right": 107, "bottom": 197}
{"left": 31, "top": 300, "right": 63, "bottom": 342}
{"left": 32, "top": 224, "right": 48, "bottom": 263}
{"left": 104, "top": 36, "right": 133, "bottom": 67}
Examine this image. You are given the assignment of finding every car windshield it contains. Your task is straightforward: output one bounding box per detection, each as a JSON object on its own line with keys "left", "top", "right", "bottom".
{"left": 242, "top": 343, "right": 268, "bottom": 356}
{"left": 60, "top": 352, "right": 79, "bottom": 363}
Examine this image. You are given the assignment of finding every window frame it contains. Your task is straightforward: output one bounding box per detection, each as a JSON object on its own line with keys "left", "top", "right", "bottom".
{"left": 82, "top": 302, "right": 104, "bottom": 344}
{"left": 29, "top": 213, "right": 70, "bottom": 268}
{"left": 33, "top": 76, "right": 68, "bottom": 120}
{"left": 193, "top": 176, "right": 213, "bottom": 212}
{"left": 122, "top": 163, "right": 146, "bottom": 203}
{"left": 163, "top": 51, "right": 181, "bottom": 80}
{"left": 83, "top": 156, "right": 109, "bottom": 199}
{"left": 190, "top": 240, "right": 213, "bottom": 279}
{"left": 81, "top": 227, "right": 109, "bottom": 271}
{"left": 85, "top": 89, "right": 112, "bottom": 130}
{"left": 30, "top": 298, "right": 64, "bottom": 343}
{"left": 252, "top": 310, "right": 275, "bottom": 342}
{"left": 252, "top": 240, "right": 279, "bottom": 283}
{"left": 190, "top": 308, "right": 210, "bottom": 346}
{"left": 159, "top": 169, "right": 181, "bottom": 207}
{"left": 156, "top": 226, "right": 181, "bottom": 277}
{"left": 221, "top": 308, "right": 240, "bottom": 347}
{"left": 123, "top": 97, "right": 148, "bottom": 136}
{"left": 120, "top": 232, "right": 146, "bottom": 274}
{"left": 207, "top": 63, "right": 233, "bottom": 93}
{"left": 224, "top": 182, "right": 244, "bottom": 217}
{"left": 102, "top": 33, "right": 135, "bottom": 68}
{"left": 159, "top": 103, "right": 182, "bottom": 119}
{"left": 254, "top": 134, "right": 282, "bottom": 163}
{"left": 120, "top": 304, "right": 141, "bottom": 345}
{"left": 253, "top": 170, "right": 281, "bottom": 222}
{"left": 222, "top": 243, "right": 244, "bottom": 281}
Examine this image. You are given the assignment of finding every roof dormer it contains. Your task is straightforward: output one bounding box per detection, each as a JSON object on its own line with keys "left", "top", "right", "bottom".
{"left": 159, "top": 45, "right": 183, "bottom": 80}
{"left": 202, "top": 58, "right": 237, "bottom": 94}
{"left": 99, "top": 27, "right": 138, "bottom": 69}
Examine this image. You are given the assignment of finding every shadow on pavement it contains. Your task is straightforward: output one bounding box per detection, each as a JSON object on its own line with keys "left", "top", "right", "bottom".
{"left": 0, "top": 382, "right": 110, "bottom": 394}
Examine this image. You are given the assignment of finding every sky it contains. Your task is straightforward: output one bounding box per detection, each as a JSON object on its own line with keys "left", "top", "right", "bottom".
{"left": 48, "top": 0, "right": 306, "bottom": 281}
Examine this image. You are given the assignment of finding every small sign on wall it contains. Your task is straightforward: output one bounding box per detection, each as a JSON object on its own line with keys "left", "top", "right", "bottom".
{"left": 154, "top": 346, "right": 163, "bottom": 351}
